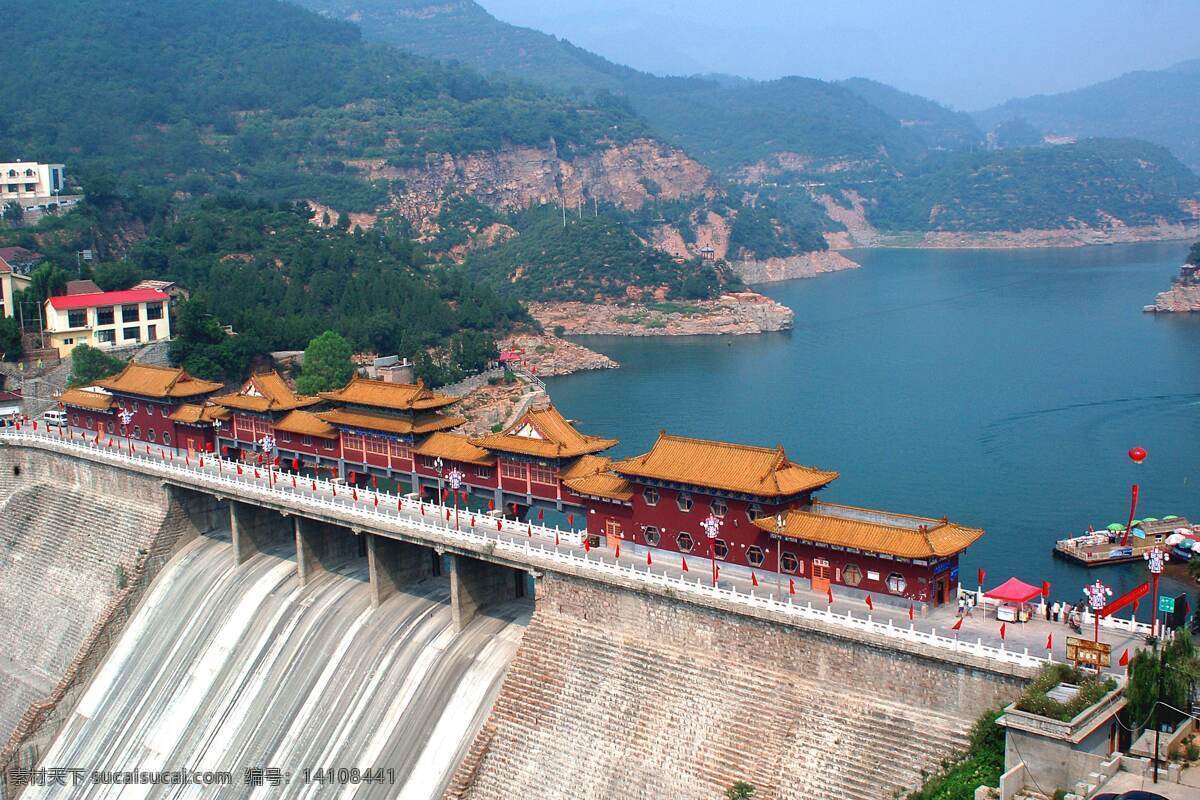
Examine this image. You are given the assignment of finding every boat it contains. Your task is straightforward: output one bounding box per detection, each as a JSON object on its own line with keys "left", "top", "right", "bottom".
{"left": 1053, "top": 516, "right": 1192, "bottom": 567}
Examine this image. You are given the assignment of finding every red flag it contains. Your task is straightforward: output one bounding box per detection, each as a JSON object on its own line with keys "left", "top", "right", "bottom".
{"left": 446, "top": 509, "right": 451, "bottom": 520}
{"left": 615, "top": 542, "right": 621, "bottom": 558}
{"left": 496, "top": 520, "right": 502, "bottom": 531}
{"left": 373, "top": 495, "right": 378, "bottom": 508}
{"left": 865, "top": 595, "right": 873, "bottom": 610}
{"left": 399, "top": 498, "right": 404, "bottom": 511}
{"left": 349, "top": 471, "right": 356, "bottom": 484}
{"left": 236, "top": 464, "right": 243, "bottom": 475}
{"left": 999, "top": 623, "right": 1006, "bottom": 640}
{"left": 647, "top": 551, "right": 653, "bottom": 566}
{"left": 419, "top": 503, "right": 424, "bottom": 515}
{"left": 511, "top": 503, "right": 518, "bottom": 515}
{"left": 254, "top": 468, "right": 260, "bottom": 479}
{"left": 1119, "top": 648, "right": 1129, "bottom": 667}
{"left": 1041, "top": 580, "right": 1050, "bottom": 598}
{"left": 372, "top": 475, "right": 378, "bottom": 488}
{"left": 788, "top": 578, "right": 795, "bottom": 595}
{"left": 682, "top": 556, "right": 689, "bottom": 572}
{"left": 352, "top": 487, "right": 359, "bottom": 501}
{"left": 470, "top": 514, "right": 476, "bottom": 526}
{"left": 751, "top": 572, "right": 759, "bottom": 587}
{"left": 567, "top": 513, "right": 574, "bottom": 526}
{"left": 527, "top": 523, "right": 532, "bottom": 537}
{"left": 952, "top": 616, "right": 963, "bottom": 631}
{"left": 312, "top": 480, "right": 317, "bottom": 491}
{"left": 273, "top": 456, "right": 279, "bottom": 467}
{"left": 1046, "top": 633, "right": 1053, "bottom": 650}
{"left": 826, "top": 586, "right": 833, "bottom": 604}
{"left": 292, "top": 458, "right": 299, "bottom": 471}
{"left": 978, "top": 567, "right": 985, "bottom": 586}
{"left": 332, "top": 484, "right": 336, "bottom": 497}
{"left": 331, "top": 467, "right": 338, "bottom": 479}
{"left": 538, "top": 508, "right": 544, "bottom": 521}
{"left": 443, "top": 489, "right": 449, "bottom": 502}
{"left": 584, "top": 538, "right": 591, "bottom": 553}
{"left": 292, "top": 476, "right": 297, "bottom": 488}
{"left": 555, "top": 529, "right": 560, "bottom": 546}
{"left": 488, "top": 499, "right": 494, "bottom": 510}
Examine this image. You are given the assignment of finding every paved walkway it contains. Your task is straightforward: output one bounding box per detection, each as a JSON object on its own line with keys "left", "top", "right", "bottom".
{"left": 17, "top": 423, "right": 1153, "bottom": 673}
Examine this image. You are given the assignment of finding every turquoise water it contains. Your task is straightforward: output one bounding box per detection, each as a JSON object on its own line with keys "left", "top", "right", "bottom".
{"left": 545, "top": 242, "right": 1200, "bottom": 606}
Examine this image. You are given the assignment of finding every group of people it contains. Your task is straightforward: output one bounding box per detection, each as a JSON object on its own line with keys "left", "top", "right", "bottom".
{"left": 1049, "top": 600, "right": 1085, "bottom": 633}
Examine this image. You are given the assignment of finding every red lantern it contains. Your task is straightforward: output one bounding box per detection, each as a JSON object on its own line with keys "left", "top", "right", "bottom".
{"left": 1128, "top": 446, "right": 1147, "bottom": 464}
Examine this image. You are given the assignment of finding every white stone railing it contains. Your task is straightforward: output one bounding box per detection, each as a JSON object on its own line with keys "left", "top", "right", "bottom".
{"left": 2, "top": 425, "right": 1049, "bottom": 672}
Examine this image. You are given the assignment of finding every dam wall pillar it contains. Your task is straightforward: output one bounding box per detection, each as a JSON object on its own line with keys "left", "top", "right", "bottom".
{"left": 366, "top": 534, "right": 439, "bottom": 607}
{"left": 229, "top": 500, "right": 292, "bottom": 565}
{"left": 166, "top": 485, "right": 228, "bottom": 537}
{"left": 294, "top": 517, "right": 361, "bottom": 586}
{"left": 449, "top": 554, "right": 527, "bottom": 631}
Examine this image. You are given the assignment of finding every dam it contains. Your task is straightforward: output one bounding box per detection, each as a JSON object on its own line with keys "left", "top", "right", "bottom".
{"left": 1, "top": 430, "right": 1043, "bottom": 799}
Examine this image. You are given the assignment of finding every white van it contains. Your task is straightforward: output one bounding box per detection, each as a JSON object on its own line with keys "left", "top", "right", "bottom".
{"left": 42, "top": 410, "right": 68, "bottom": 428}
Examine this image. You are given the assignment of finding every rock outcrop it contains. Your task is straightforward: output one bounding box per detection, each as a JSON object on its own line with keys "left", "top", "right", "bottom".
{"left": 731, "top": 250, "right": 860, "bottom": 284}
{"left": 1150, "top": 282, "right": 1200, "bottom": 312}
{"left": 528, "top": 292, "right": 793, "bottom": 336}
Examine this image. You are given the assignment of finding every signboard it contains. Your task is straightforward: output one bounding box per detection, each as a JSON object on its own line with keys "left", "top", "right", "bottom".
{"left": 1066, "top": 636, "right": 1112, "bottom": 669}
{"left": 1159, "top": 595, "right": 1175, "bottom": 614}
{"left": 1106, "top": 547, "right": 1133, "bottom": 559}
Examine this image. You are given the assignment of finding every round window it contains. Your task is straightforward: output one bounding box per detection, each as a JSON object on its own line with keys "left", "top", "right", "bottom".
{"left": 843, "top": 564, "right": 863, "bottom": 587}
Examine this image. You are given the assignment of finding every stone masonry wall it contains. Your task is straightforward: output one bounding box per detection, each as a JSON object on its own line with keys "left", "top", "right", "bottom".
{"left": 0, "top": 445, "right": 213, "bottom": 783}
{"left": 445, "top": 574, "right": 1025, "bottom": 800}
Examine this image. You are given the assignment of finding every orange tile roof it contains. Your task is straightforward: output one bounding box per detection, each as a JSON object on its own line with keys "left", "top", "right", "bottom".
{"left": 211, "top": 371, "right": 318, "bottom": 413}
{"left": 751, "top": 501, "right": 983, "bottom": 559}
{"left": 274, "top": 409, "right": 338, "bottom": 439}
{"left": 612, "top": 432, "right": 838, "bottom": 498}
{"left": 59, "top": 387, "right": 115, "bottom": 411}
{"left": 94, "top": 362, "right": 223, "bottom": 399}
{"left": 169, "top": 404, "right": 230, "bottom": 425}
{"left": 317, "top": 407, "right": 464, "bottom": 436}
{"left": 559, "top": 454, "right": 612, "bottom": 480}
{"left": 470, "top": 405, "right": 617, "bottom": 459}
{"left": 562, "top": 471, "right": 635, "bottom": 502}
{"left": 415, "top": 432, "right": 496, "bottom": 466}
{"left": 318, "top": 376, "right": 458, "bottom": 412}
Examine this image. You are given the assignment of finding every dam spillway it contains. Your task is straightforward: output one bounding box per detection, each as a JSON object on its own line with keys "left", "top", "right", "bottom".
{"left": 23, "top": 534, "right": 528, "bottom": 800}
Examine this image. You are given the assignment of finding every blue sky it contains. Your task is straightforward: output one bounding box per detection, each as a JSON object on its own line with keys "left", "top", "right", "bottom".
{"left": 481, "top": 0, "right": 1200, "bottom": 109}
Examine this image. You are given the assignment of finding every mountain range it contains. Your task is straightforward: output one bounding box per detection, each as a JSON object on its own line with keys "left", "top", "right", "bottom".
{"left": 2, "top": 0, "right": 1198, "bottom": 307}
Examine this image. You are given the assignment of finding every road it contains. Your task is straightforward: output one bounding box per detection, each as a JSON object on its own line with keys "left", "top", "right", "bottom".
{"left": 23, "top": 534, "right": 528, "bottom": 800}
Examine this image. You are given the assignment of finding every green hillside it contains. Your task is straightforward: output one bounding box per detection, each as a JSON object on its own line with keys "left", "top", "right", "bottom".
{"left": 463, "top": 205, "right": 729, "bottom": 301}
{"left": 859, "top": 138, "right": 1200, "bottom": 232}
{"left": 974, "top": 59, "right": 1200, "bottom": 173}
{"left": 838, "top": 78, "right": 983, "bottom": 151}
{"left": 0, "top": 0, "right": 649, "bottom": 212}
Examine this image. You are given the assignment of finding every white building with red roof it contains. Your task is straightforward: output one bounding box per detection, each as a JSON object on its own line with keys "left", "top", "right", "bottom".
{"left": 43, "top": 287, "right": 171, "bottom": 356}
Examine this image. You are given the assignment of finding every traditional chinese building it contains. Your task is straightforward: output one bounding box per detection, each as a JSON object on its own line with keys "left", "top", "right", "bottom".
{"left": 752, "top": 502, "right": 982, "bottom": 608}
{"left": 58, "top": 386, "right": 117, "bottom": 433}
{"left": 470, "top": 404, "right": 617, "bottom": 514}
{"left": 91, "top": 363, "right": 223, "bottom": 448}
{"left": 211, "top": 371, "right": 329, "bottom": 464}
{"left": 413, "top": 432, "right": 498, "bottom": 501}
{"left": 570, "top": 432, "right": 838, "bottom": 563}
{"left": 316, "top": 377, "right": 464, "bottom": 485}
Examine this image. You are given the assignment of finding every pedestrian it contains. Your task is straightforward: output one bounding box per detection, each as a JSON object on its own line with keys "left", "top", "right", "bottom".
{"left": 1051, "top": 601, "right": 1061, "bottom": 623}
{"left": 957, "top": 596, "right": 965, "bottom": 617}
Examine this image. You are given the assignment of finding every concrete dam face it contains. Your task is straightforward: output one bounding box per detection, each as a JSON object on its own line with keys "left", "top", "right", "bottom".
{"left": 22, "top": 534, "right": 528, "bottom": 800}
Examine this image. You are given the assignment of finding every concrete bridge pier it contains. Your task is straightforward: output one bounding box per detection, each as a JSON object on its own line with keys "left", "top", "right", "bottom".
{"left": 294, "top": 517, "right": 361, "bottom": 586}
{"left": 229, "top": 500, "right": 293, "bottom": 565}
{"left": 366, "top": 534, "right": 440, "bottom": 608}
{"left": 449, "top": 554, "right": 529, "bottom": 631}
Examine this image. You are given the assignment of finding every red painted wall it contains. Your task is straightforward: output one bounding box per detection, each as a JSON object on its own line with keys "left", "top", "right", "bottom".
{"left": 112, "top": 395, "right": 181, "bottom": 448}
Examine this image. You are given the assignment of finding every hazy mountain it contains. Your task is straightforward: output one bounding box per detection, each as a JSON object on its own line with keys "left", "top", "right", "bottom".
{"left": 838, "top": 78, "right": 984, "bottom": 150}
{"left": 975, "top": 58, "right": 1200, "bottom": 172}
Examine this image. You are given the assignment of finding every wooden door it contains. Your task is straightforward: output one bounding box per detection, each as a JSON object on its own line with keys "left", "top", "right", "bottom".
{"left": 811, "top": 558, "right": 831, "bottom": 594}
{"left": 604, "top": 518, "right": 622, "bottom": 549}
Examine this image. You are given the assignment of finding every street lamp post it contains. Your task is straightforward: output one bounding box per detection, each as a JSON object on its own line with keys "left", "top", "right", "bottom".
{"left": 447, "top": 466, "right": 464, "bottom": 530}
{"left": 259, "top": 433, "right": 276, "bottom": 487}
{"left": 774, "top": 513, "right": 785, "bottom": 598}
{"left": 118, "top": 407, "right": 134, "bottom": 454}
{"left": 701, "top": 514, "right": 721, "bottom": 588}
{"left": 1145, "top": 546, "right": 1169, "bottom": 637}
{"left": 1084, "top": 579, "right": 1112, "bottom": 647}
{"left": 433, "top": 456, "right": 444, "bottom": 507}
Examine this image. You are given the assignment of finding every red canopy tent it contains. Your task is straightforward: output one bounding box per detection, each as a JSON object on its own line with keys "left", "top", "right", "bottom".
{"left": 983, "top": 577, "right": 1043, "bottom": 604}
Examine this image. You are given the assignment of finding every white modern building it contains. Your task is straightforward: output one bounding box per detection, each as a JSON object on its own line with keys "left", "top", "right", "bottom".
{"left": 43, "top": 287, "right": 171, "bottom": 357}
{"left": 1, "top": 161, "right": 66, "bottom": 204}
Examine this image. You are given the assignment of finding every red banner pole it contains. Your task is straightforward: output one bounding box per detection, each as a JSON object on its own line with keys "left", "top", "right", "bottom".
{"left": 1122, "top": 483, "right": 1140, "bottom": 546}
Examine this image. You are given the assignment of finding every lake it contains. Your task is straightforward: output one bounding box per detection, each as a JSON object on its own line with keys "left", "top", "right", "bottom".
{"left": 545, "top": 241, "right": 1200, "bottom": 609}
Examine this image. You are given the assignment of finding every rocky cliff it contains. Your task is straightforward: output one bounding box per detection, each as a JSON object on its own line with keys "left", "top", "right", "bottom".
{"left": 731, "top": 250, "right": 860, "bottom": 284}
{"left": 1150, "top": 282, "right": 1200, "bottom": 312}
{"left": 350, "top": 138, "right": 712, "bottom": 236}
{"left": 527, "top": 292, "right": 794, "bottom": 336}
